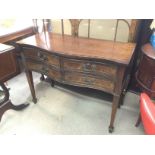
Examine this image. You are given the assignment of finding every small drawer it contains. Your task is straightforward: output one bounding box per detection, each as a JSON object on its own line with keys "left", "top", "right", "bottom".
{"left": 22, "top": 47, "right": 60, "bottom": 67}
{"left": 63, "top": 58, "right": 85, "bottom": 71}
{"left": 95, "top": 63, "right": 117, "bottom": 77}
{"left": 63, "top": 58, "right": 117, "bottom": 77}
{"left": 48, "top": 68, "right": 61, "bottom": 80}
{"left": 63, "top": 58, "right": 95, "bottom": 72}
{"left": 26, "top": 60, "right": 48, "bottom": 74}
{"left": 64, "top": 73, "right": 114, "bottom": 92}
{"left": 22, "top": 47, "right": 38, "bottom": 58}
{"left": 46, "top": 54, "right": 60, "bottom": 68}
{"left": 26, "top": 60, "right": 61, "bottom": 80}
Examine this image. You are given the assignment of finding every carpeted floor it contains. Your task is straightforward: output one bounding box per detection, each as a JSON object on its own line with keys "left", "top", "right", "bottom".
{"left": 0, "top": 72, "right": 144, "bottom": 134}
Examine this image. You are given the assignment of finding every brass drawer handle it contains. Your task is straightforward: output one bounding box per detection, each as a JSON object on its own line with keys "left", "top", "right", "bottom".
{"left": 83, "top": 63, "right": 91, "bottom": 71}
{"left": 83, "top": 63, "right": 96, "bottom": 71}
{"left": 42, "top": 56, "right": 48, "bottom": 61}
{"left": 38, "top": 51, "right": 48, "bottom": 61}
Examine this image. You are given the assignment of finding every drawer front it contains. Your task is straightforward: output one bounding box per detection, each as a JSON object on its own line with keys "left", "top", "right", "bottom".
{"left": 26, "top": 61, "right": 61, "bottom": 80}
{"left": 22, "top": 47, "right": 60, "bottom": 68}
{"left": 26, "top": 60, "right": 43, "bottom": 72}
{"left": 22, "top": 47, "right": 38, "bottom": 58}
{"left": 95, "top": 63, "right": 117, "bottom": 77}
{"left": 48, "top": 68, "right": 61, "bottom": 80}
{"left": 63, "top": 58, "right": 117, "bottom": 77}
{"left": 64, "top": 73, "right": 114, "bottom": 92}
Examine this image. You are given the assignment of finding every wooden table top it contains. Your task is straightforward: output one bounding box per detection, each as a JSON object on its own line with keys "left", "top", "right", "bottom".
{"left": 17, "top": 32, "right": 136, "bottom": 65}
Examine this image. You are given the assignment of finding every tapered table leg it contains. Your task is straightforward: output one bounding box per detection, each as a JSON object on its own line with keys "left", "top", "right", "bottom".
{"left": 109, "top": 95, "right": 120, "bottom": 133}
{"left": 25, "top": 70, "right": 37, "bottom": 103}
{"left": 108, "top": 66, "right": 125, "bottom": 133}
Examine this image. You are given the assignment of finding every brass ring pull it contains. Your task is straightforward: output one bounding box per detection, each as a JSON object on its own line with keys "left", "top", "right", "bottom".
{"left": 38, "top": 52, "right": 48, "bottom": 61}
{"left": 83, "top": 63, "right": 91, "bottom": 71}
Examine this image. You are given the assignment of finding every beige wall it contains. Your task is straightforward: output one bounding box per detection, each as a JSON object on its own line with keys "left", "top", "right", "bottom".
{"left": 50, "top": 19, "right": 131, "bottom": 42}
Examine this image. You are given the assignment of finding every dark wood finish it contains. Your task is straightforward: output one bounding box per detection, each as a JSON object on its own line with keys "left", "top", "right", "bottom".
{"left": 25, "top": 60, "right": 61, "bottom": 80}
{"left": 0, "top": 44, "right": 20, "bottom": 82}
{"left": 64, "top": 72, "right": 114, "bottom": 93}
{"left": 0, "top": 44, "right": 29, "bottom": 122}
{"left": 25, "top": 70, "right": 37, "bottom": 103}
{"left": 0, "top": 27, "right": 34, "bottom": 43}
{"left": 0, "top": 26, "right": 35, "bottom": 77}
{"left": 63, "top": 58, "right": 117, "bottom": 78}
{"left": 18, "top": 33, "right": 135, "bottom": 65}
{"left": 136, "top": 43, "right": 155, "bottom": 98}
{"left": 16, "top": 32, "right": 136, "bottom": 132}
{"left": 22, "top": 46, "right": 60, "bottom": 68}
{"left": 129, "top": 20, "right": 153, "bottom": 94}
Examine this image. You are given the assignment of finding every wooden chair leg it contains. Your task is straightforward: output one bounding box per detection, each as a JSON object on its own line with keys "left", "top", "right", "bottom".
{"left": 0, "top": 100, "right": 29, "bottom": 122}
{"left": 0, "top": 82, "right": 29, "bottom": 122}
{"left": 135, "top": 113, "right": 141, "bottom": 127}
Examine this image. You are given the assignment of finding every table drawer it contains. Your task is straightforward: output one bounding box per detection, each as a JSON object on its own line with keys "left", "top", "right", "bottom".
{"left": 26, "top": 60, "right": 61, "bottom": 80}
{"left": 63, "top": 58, "right": 117, "bottom": 77}
{"left": 64, "top": 72, "right": 114, "bottom": 92}
{"left": 26, "top": 60, "right": 43, "bottom": 72}
{"left": 22, "top": 46, "right": 38, "bottom": 58}
{"left": 22, "top": 47, "right": 60, "bottom": 68}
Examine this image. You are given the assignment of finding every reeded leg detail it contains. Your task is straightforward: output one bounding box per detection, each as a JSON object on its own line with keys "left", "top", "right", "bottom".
{"left": 25, "top": 70, "right": 37, "bottom": 104}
